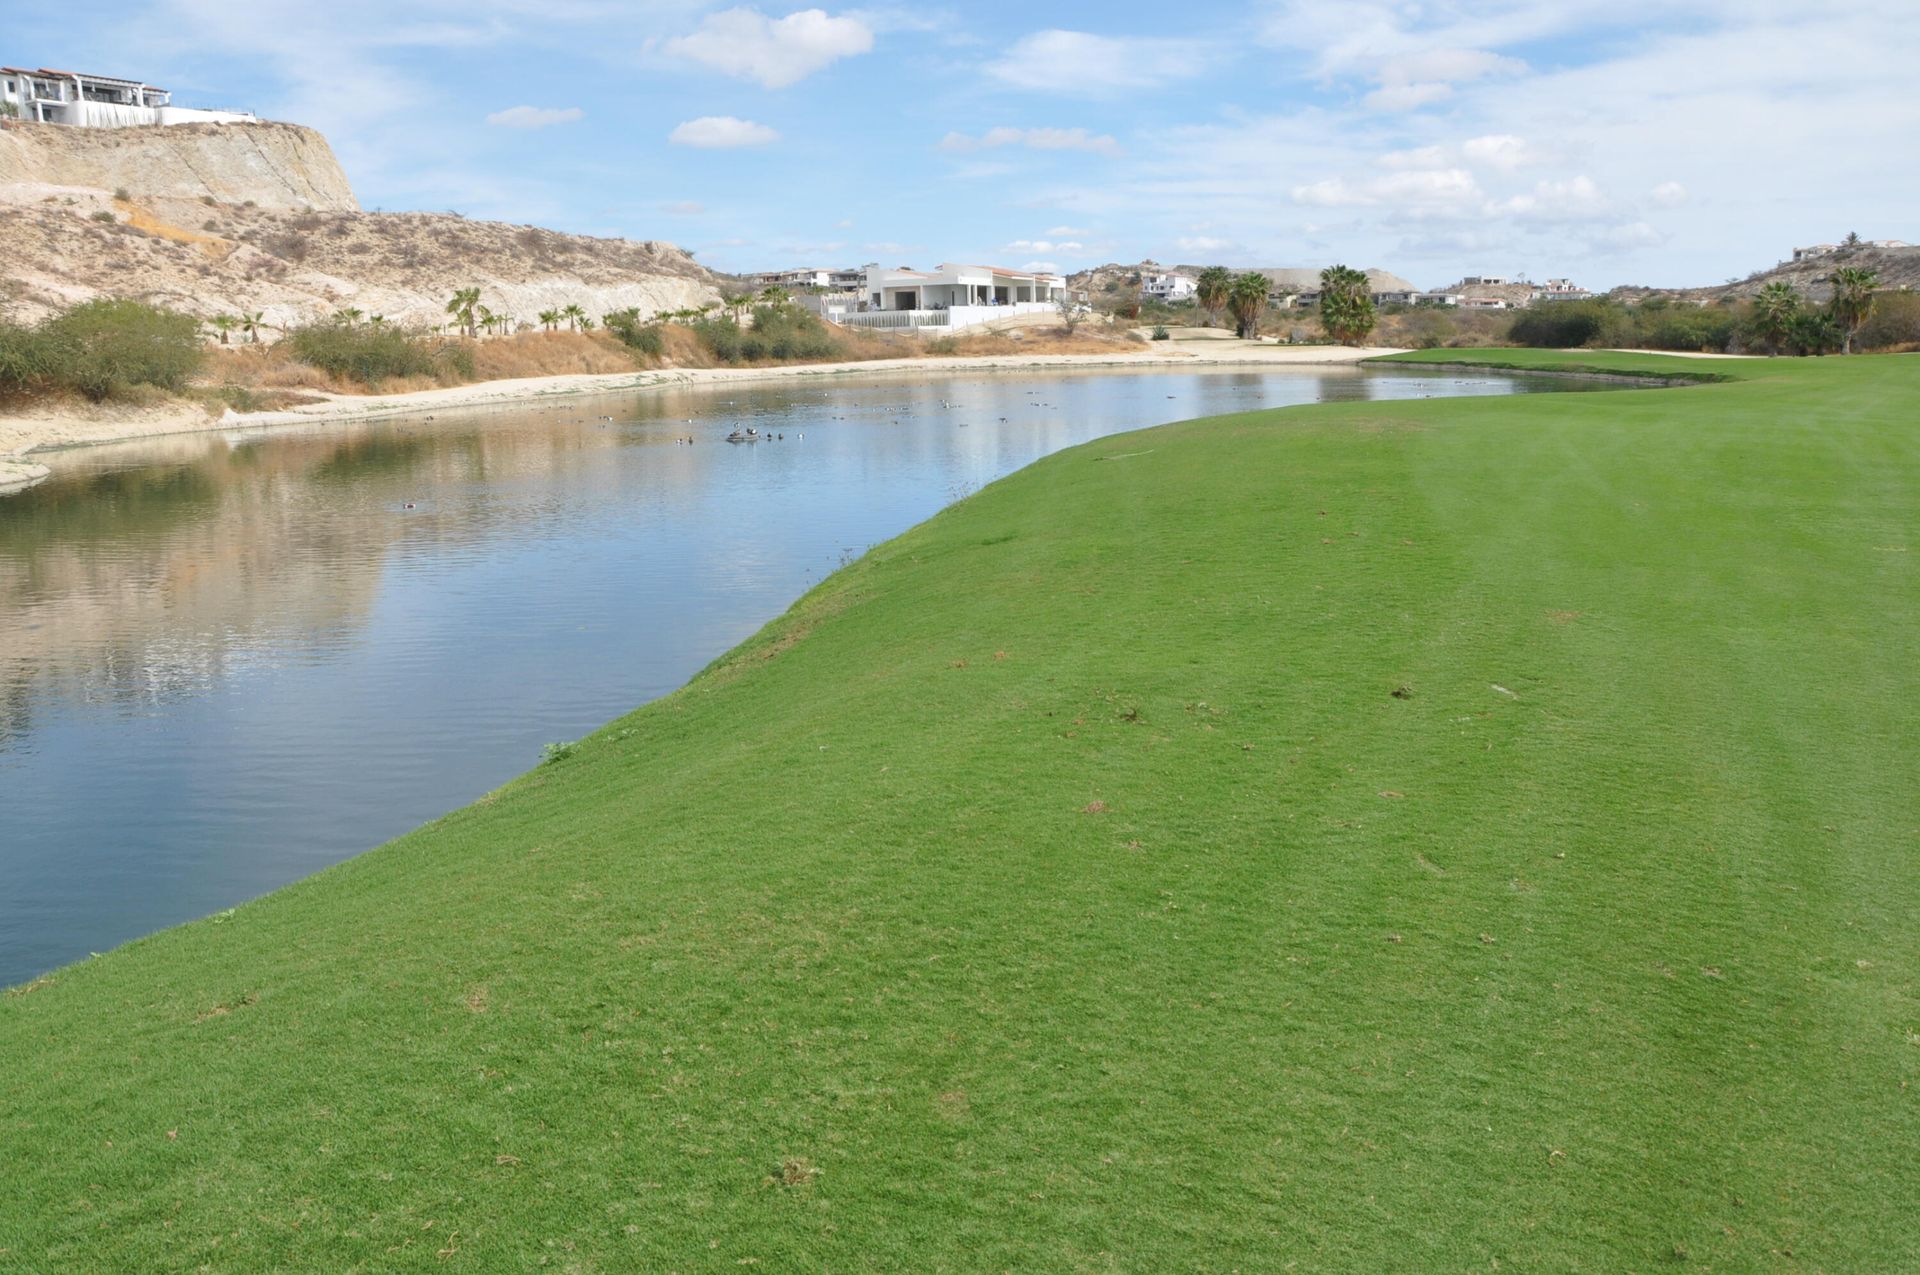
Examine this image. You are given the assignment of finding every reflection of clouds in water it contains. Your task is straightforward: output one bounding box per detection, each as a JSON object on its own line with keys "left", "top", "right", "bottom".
{"left": 0, "top": 366, "right": 1551, "bottom": 984}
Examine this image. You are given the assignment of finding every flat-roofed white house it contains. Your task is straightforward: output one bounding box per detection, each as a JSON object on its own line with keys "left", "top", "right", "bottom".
{"left": 1142, "top": 271, "right": 1197, "bottom": 301}
{"left": 1, "top": 65, "right": 256, "bottom": 127}
{"left": 840, "top": 263, "right": 1074, "bottom": 331}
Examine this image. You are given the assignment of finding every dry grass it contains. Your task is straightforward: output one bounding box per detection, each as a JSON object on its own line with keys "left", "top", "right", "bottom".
{"left": 922, "top": 324, "right": 1148, "bottom": 357}
{"left": 468, "top": 331, "right": 642, "bottom": 381}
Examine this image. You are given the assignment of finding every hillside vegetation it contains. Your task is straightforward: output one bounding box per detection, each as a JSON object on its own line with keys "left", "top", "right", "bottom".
{"left": 2, "top": 351, "right": 1915, "bottom": 1269}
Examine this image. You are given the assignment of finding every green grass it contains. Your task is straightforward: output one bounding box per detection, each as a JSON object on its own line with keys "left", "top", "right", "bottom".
{"left": 4, "top": 353, "right": 1917, "bottom": 1271}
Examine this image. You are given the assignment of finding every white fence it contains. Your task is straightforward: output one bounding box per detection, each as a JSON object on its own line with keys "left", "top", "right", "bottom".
{"left": 830, "top": 301, "right": 1065, "bottom": 333}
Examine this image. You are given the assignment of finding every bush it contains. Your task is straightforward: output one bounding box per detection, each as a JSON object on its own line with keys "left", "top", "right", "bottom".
{"left": 1151, "top": 324, "right": 1170, "bottom": 340}
{"left": 284, "top": 319, "right": 473, "bottom": 388}
{"left": 602, "top": 308, "right": 665, "bottom": 356}
{"left": 90, "top": 210, "right": 117, "bottom": 224}
{"left": 1642, "top": 308, "right": 1735, "bottom": 353}
{"left": 1855, "top": 292, "right": 1920, "bottom": 351}
{"left": 36, "top": 299, "right": 205, "bottom": 400}
{"left": 1785, "top": 311, "right": 1842, "bottom": 357}
{"left": 1508, "top": 302, "right": 1611, "bottom": 348}
{"left": 689, "top": 305, "right": 837, "bottom": 364}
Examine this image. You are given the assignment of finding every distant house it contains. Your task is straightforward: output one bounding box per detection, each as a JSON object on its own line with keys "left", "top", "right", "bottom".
{"left": 1141, "top": 271, "right": 1197, "bottom": 302}
{"left": 1534, "top": 278, "right": 1592, "bottom": 302}
{"left": 1867, "top": 239, "right": 1911, "bottom": 249}
{"left": 1, "top": 65, "right": 255, "bottom": 127}
{"left": 836, "top": 263, "right": 1072, "bottom": 331}
{"left": 749, "top": 268, "right": 836, "bottom": 291}
{"left": 1458, "top": 296, "right": 1511, "bottom": 310}
{"left": 1792, "top": 244, "right": 1838, "bottom": 262}
{"left": 1461, "top": 275, "right": 1509, "bottom": 286}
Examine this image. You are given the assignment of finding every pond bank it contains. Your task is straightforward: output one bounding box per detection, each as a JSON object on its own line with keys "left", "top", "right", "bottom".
{"left": 0, "top": 341, "right": 1404, "bottom": 493}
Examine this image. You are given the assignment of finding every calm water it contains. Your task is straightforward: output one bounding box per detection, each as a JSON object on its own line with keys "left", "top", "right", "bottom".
{"left": 0, "top": 365, "right": 1600, "bottom": 983}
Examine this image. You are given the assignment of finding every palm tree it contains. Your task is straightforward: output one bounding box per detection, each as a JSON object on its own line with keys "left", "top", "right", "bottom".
{"left": 239, "top": 312, "right": 266, "bottom": 344}
{"left": 476, "top": 307, "right": 499, "bottom": 337}
{"left": 538, "top": 309, "right": 561, "bottom": 332}
{"left": 368, "top": 314, "right": 387, "bottom": 330}
{"left": 759, "top": 285, "right": 791, "bottom": 308}
{"left": 1195, "top": 266, "right": 1233, "bottom": 328}
{"left": 209, "top": 314, "right": 236, "bottom": 345}
{"left": 578, "top": 315, "right": 596, "bottom": 332}
{"left": 561, "top": 303, "right": 586, "bottom": 332}
{"left": 1227, "top": 272, "right": 1269, "bottom": 338}
{"left": 331, "top": 307, "right": 364, "bottom": 328}
{"left": 1318, "top": 265, "right": 1377, "bottom": 345}
{"left": 1751, "top": 282, "right": 1798, "bottom": 355}
{"left": 1828, "top": 266, "right": 1877, "bottom": 354}
{"left": 446, "top": 287, "right": 483, "bottom": 339}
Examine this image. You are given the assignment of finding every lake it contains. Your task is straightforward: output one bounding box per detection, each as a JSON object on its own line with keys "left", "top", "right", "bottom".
{"left": 0, "top": 364, "right": 1603, "bottom": 984}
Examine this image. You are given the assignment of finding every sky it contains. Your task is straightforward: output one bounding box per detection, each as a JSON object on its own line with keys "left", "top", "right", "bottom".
{"left": 8, "top": 1, "right": 1917, "bottom": 288}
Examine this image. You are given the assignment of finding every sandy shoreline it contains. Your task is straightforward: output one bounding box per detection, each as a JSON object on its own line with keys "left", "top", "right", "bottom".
{"left": 0, "top": 341, "right": 1403, "bottom": 494}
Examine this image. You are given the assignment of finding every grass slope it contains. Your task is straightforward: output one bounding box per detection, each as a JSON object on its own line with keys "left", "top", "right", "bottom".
{"left": 3, "top": 354, "right": 1916, "bottom": 1271}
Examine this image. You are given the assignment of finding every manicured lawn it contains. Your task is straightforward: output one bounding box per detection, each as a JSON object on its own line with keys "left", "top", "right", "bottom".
{"left": 3, "top": 353, "right": 1915, "bottom": 1271}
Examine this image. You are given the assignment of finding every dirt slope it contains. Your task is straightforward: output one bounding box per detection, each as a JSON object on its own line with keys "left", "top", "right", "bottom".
{"left": 0, "top": 120, "right": 356, "bottom": 212}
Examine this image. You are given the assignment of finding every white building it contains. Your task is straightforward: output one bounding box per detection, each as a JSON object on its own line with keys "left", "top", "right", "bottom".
{"left": 1533, "top": 278, "right": 1592, "bottom": 301}
{"left": 1, "top": 65, "right": 255, "bottom": 127}
{"left": 1141, "top": 271, "right": 1197, "bottom": 302}
{"left": 838, "top": 263, "right": 1073, "bottom": 331}
{"left": 1461, "top": 275, "right": 1509, "bottom": 287}
{"left": 750, "top": 268, "right": 836, "bottom": 291}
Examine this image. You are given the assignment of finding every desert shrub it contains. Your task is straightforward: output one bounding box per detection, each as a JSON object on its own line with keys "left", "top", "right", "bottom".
{"left": 90, "top": 210, "right": 117, "bottom": 224}
{"left": 1508, "top": 302, "right": 1611, "bottom": 348}
{"left": 0, "top": 319, "right": 51, "bottom": 394}
{"left": 284, "top": 319, "right": 472, "bottom": 388}
{"left": 690, "top": 305, "right": 837, "bottom": 364}
{"left": 261, "top": 233, "right": 309, "bottom": 263}
{"left": 1151, "top": 324, "right": 1170, "bottom": 340}
{"left": 35, "top": 299, "right": 205, "bottom": 400}
{"left": 1855, "top": 292, "right": 1920, "bottom": 351}
{"left": 602, "top": 308, "right": 665, "bottom": 356}
{"left": 1641, "top": 308, "right": 1735, "bottom": 353}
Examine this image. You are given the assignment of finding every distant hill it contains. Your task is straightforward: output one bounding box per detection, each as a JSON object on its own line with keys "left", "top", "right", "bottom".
{"left": 1611, "top": 243, "right": 1920, "bottom": 305}
{"left": 1072, "top": 261, "right": 1418, "bottom": 297}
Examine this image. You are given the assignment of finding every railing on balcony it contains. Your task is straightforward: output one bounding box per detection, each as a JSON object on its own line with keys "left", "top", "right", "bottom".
{"left": 834, "top": 310, "right": 951, "bottom": 330}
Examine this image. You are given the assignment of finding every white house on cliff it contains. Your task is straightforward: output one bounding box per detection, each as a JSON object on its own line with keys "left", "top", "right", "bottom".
{"left": 1, "top": 66, "right": 256, "bottom": 127}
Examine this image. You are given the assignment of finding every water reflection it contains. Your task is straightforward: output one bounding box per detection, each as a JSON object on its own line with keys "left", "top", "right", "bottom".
{"left": 0, "top": 365, "right": 1598, "bottom": 982}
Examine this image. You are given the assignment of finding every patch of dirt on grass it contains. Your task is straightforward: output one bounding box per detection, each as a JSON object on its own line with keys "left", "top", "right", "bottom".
{"left": 772, "top": 1157, "right": 820, "bottom": 1188}
{"left": 1546, "top": 609, "right": 1585, "bottom": 625}
{"left": 465, "top": 985, "right": 490, "bottom": 1013}
{"left": 934, "top": 1090, "right": 971, "bottom": 1120}
{"left": 1082, "top": 800, "right": 1108, "bottom": 814}
{"left": 193, "top": 991, "right": 258, "bottom": 1023}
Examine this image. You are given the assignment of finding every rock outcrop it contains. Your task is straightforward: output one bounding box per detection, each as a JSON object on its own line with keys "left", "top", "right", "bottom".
{"left": 0, "top": 120, "right": 722, "bottom": 329}
{"left": 0, "top": 120, "right": 357, "bottom": 212}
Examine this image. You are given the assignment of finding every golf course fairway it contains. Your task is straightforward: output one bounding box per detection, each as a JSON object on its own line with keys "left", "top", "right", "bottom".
{"left": 3, "top": 350, "right": 1915, "bottom": 1271}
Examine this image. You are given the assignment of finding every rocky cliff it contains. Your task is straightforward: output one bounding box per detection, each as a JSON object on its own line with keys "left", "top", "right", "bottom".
{"left": 0, "top": 121, "right": 721, "bottom": 329}
{"left": 0, "top": 120, "right": 357, "bottom": 212}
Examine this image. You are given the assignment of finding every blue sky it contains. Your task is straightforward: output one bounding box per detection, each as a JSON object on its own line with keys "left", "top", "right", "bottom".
{"left": 9, "top": 1, "right": 1917, "bottom": 288}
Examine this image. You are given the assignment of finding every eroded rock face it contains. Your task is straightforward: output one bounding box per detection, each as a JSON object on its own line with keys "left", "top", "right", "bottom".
{"left": 0, "top": 120, "right": 358, "bottom": 212}
{"left": 0, "top": 121, "right": 723, "bottom": 329}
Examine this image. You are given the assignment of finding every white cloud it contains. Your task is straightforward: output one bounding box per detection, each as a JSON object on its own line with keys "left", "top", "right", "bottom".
{"left": 1293, "top": 168, "right": 1483, "bottom": 212}
{"left": 485, "top": 105, "right": 584, "bottom": 129}
{"left": 1362, "top": 82, "right": 1454, "bottom": 111}
{"left": 1461, "top": 134, "right": 1542, "bottom": 171}
{"left": 1006, "top": 238, "right": 1086, "bottom": 254}
{"left": 987, "top": 30, "right": 1206, "bottom": 94}
{"left": 1491, "top": 175, "right": 1607, "bottom": 220}
{"left": 1046, "top": 224, "right": 1091, "bottom": 237}
{"left": 669, "top": 116, "right": 780, "bottom": 148}
{"left": 661, "top": 6, "right": 874, "bottom": 89}
{"left": 1021, "top": 260, "right": 1060, "bottom": 273}
{"left": 940, "top": 126, "right": 1120, "bottom": 156}
{"left": 1651, "top": 181, "right": 1688, "bottom": 206}
{"left": 1177, "top": 235, "right": 1233, "bottom": 253}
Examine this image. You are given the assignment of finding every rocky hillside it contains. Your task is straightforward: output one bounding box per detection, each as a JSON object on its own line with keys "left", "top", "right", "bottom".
{"left": 1612, "top": 243, "right": 1920, "bottom": 305}
{"left": 1073, "top": 260, "right": 1418, "bottom": 297}
{"left": 0, "top": 120, "right": 356, "bottom": 212}
{"left": 0, "top": 120, "right": 721, "bottom": 331}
